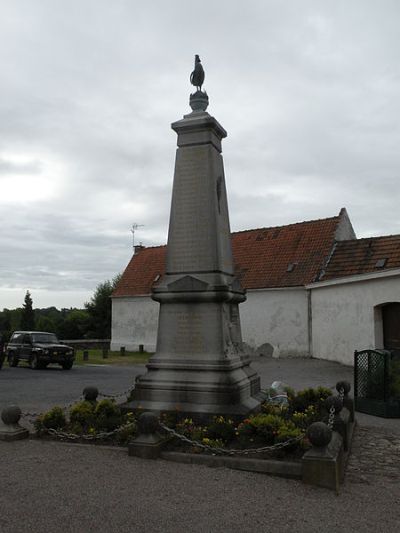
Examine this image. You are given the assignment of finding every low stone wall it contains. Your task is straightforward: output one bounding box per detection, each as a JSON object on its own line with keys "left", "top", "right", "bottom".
{"left": 60, "top": 339, "right": 111, "bottom": 350}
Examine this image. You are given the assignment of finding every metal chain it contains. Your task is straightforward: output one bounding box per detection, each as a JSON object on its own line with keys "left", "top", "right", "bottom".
{"left": 44, "top": 422, "right": 135, "bottom": 441}
{"left": 159, "top": 422, "right": 305, "bottom": 456}
{"left": 98, "top": 386, "right": 135, "bottom": 400}
{"left": 327, "top": 387, "right": 345, "bottom": 429}
{"left": 20, "top": 385, "right": 135, "bottom": 422}
{"left": 338, "top": 387, "right": 345, "bottom": 405}
{"left": 327, "top": 404, "right": 336, "bottom": 429}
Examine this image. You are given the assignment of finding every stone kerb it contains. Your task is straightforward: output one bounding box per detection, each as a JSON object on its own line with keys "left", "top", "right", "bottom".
{"left": 128, "top": 380, "right": 356, "bottom": 492}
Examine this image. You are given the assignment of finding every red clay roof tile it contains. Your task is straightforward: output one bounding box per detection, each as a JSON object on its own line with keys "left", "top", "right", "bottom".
{"left": 113, "top": 214, "right": 342, "bottom": 297}
{"left": 321, "top": 235, "right": 400, "bottom": 281}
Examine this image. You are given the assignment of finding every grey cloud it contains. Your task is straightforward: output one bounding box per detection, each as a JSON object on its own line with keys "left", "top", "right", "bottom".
{"left": 1, "top": 0, "right": 400, "bottom": 307}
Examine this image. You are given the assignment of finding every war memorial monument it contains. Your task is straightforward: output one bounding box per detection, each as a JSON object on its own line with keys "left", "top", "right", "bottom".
{"left": 128, "top": 56, "right": 263, "bottom": 417}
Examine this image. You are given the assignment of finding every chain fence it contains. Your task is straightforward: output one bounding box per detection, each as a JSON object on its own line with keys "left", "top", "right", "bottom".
{"left": 17, "top": 384, "right": 347, "bottom": 455}
{"left": 20, "top": 386, "right": 135, "bottom": 424}
{"left": 159, "top": 422, "right": 305, "bottom": 456}
{"left": 44, "top": 422, "right": 136, "bottom": 442}
{"left": 98, "top": 386, "right": 135, "bottom": 400}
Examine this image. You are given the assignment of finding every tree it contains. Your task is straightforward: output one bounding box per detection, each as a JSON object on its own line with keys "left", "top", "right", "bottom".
{"left": 57, "top": 309, "right": 90, "bottom": 340}
{"left": 85, "top": 274, "right": 121, "bottom": 339}
{"left": 20, "top": 291, "right": 35, "bottom": 330}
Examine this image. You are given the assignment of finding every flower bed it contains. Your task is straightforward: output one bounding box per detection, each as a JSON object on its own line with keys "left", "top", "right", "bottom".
{"left": 34, "top": 399, "right": 137, "bottom": 445}
{"left": 160, "top": 386, "right": 332, "bottom": 459}
{"left": 34, "top": 385, "right": 333, "bottom": 459}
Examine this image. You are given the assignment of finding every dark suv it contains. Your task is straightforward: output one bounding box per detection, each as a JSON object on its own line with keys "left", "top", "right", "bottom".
{"left": 6, "top": 331, "right": 75, "bottom": 370}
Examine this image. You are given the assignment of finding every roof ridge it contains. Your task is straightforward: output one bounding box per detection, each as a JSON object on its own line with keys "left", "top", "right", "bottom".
{"left": 336, "top": 234, "right": 400, "bottom": 244}
{"left": 231, "top": 214, "right": 340, "bottom": 235}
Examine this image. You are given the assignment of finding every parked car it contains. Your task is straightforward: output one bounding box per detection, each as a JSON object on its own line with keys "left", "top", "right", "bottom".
{"left": 6, "top": 331, "right": 75, "bottom": 370}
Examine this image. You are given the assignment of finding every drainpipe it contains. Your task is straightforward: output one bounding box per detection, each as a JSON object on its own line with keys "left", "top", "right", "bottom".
{"left": 307, "top": 288, "right": 313, "bottom": 358}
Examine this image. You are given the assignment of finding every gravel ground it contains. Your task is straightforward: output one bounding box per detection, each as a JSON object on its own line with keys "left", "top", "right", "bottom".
{"left": 0, "top": 439, "right": 399, "bottom": 533}
{"left": 1, "top": 357, "right": 400, "bottom": 532}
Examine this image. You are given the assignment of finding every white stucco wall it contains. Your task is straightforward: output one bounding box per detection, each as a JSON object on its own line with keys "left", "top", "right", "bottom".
{"left": 240, "top": 288, "right": 310, "bottom": 357}
{"left": 111, "top": 296, "right": 159, "bottom": 352}
{"left": 310, "top": 272, "right": 400, "bottom": 365}
{"left": 111, "top": 288, "right": 311, "bottom": 357}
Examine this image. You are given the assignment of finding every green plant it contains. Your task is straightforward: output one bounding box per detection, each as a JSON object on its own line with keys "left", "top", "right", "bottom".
{"left": 115, "top": 421, "right": 137, "bottom": 445}
{"left": 175, "top": 418, "right": 207, "bottom": 441}
{"left": 35, "top": 406, "right": 66, "bottom": 431}
{"left": 69, "top": 401, "right": 96, "bottom": 431}
{"left": 201, "top": 437, "right": 225, "bottom": 448}
{"left": 206, "top": 415, "right": 235, "bottom": 444}
{"left": 237, "top": 413, "right": 284, "bottom": 446}
{"left": 288, "top": 387, "right": 332, "bottom": 414}
{"left": 94, "top": 399, "right": 122, "bottom": 431}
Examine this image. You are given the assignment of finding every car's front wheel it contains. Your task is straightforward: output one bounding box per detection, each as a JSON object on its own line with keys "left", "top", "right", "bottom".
{"left": 30, "top": 355, "right": 41, "bottom": 370}
{"left": 61, "top": 361, "right": 73, "bottom": 370}
{"left": 8, "top": 353, "right": 19, "bottom": 367}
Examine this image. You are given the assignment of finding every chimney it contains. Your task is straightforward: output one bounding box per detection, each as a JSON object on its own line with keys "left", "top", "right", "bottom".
{"left": 134, "top": 243, "right": 145, "bottom": 254}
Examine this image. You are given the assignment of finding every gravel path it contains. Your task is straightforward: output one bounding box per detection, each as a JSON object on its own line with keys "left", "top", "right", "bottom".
{"left": 0, "top": 438, "right": 399, "bottom": 533}
{"left": 1, "top": 357, "right": 400, "bottom": 532}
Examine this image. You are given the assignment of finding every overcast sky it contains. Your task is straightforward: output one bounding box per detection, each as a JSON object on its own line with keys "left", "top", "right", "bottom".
{"left": 1, "top": 0, "right": 399, "bottom": 309}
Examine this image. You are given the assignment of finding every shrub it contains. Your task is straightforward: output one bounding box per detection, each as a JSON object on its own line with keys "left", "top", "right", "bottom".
{"left": 69, "top": 401, "right": 96, "bottom": 431}
{"left": 115, "top": 421, "right": 137, "bottom": 445}
{"left": 206, "top": 416, "right": 235, "bottom": 444}
{"left": 237, "top": 413, "right": 284, "bottom": 446}
{"left": 175, "top": 418, "right": 207, "bottom": 442}
{"left": 201, "top": 437, "right": 225, "bottom": 449}
{"left": 94, "top": 399, "right": 122, "bottom": 431}
{"left": 288, "top": 387, "right": 332, "bottom": 414}
{"left": 35, "top": 406, "right": 66, "bottom": 431}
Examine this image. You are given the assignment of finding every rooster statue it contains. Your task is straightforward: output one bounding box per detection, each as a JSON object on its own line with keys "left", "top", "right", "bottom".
{"left": 190, "top": 55, "right": 205, "bottom": 91}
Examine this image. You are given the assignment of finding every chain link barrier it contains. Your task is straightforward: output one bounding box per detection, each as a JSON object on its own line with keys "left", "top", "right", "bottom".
{"left": 20, "top": 386, "right": 135, "bottom": 424}
{"left": 44, "top": 421, "right": 136, "bottom": 441}
{"left": 18, "top": 384, "right": 347, "bottom": 454}
{"left": 159, "top": 421, "right": 305, "bottom": 456}
{"left": 98, "top": 386, "right": 135, "bottom": 401}
{"left": 327, "top": 387, "right": 345, "bottom": 430}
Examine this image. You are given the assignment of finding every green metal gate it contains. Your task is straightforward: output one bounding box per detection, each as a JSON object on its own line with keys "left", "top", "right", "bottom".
{"left": 354, "top": 349, "right": 400, "bottom": 418}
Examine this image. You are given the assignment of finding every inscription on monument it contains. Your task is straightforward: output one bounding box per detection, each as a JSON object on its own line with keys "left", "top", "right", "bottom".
{"left": 167, "top": 146, "right": 216, "bottom": 272}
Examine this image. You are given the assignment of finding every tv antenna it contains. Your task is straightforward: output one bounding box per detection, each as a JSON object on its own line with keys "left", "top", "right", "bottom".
{"left": 131, "top": 223, "right": 144, "bottom": 250}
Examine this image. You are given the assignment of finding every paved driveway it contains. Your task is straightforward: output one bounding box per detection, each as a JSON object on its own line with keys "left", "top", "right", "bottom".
{"left": 1, "top": 356, "right": 399, "bottom": 432}
{"left": 0, "top": 363, "right": 146, "bottom": 414}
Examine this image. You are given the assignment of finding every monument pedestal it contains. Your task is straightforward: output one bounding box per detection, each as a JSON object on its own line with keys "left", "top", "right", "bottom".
{"left": 129, "top": 107, "right": 262, "bottom": 418}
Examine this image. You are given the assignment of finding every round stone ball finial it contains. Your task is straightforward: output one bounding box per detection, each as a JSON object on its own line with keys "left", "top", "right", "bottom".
{"left": 189, "top": 91, "right": 209, "bottom": 112}
{"left": 307, "top": 422, "right": 332, "bottom": 448}
{"left": 1, "top": 405, "right": 22, "bottom": 426}
{"left": 83, "top": 386, "right": 99, "bottom": 402}
{"left": 325, "top": 395, "right": 343, "bottom": 414}
{"left": 336, "top": 380, "right": 351, "bottom": 395}
{"left": 138, "top": 412, "right": 160, "bottom": 435}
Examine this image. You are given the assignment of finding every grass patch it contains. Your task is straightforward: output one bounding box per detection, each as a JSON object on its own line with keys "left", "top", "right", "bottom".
{"left": 74, "top": 349, "right": 150, "bottom": 366}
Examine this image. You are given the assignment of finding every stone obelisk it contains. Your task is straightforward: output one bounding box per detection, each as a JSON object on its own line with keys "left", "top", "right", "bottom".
{"left": 129, "top": 56, "right": 262, "bottom": 416}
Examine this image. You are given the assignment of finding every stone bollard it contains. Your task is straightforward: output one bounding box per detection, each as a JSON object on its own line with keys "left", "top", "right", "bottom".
{"left": 0, "top": 405, "right": 30, "bottom": 441}
{"left": 83, "top": 386, "right": 99, "bottom": 404}
{"left": 336, "top": 380, "right": 354, "bottom": 422}
{"left": 120, "top": 346, "right": 126, "bottom": 357}
{"left": 302, "top": 421, "right": 343, "bottom": 493}
{"left": 83, "top": 350, "right": 89, "bottom": 362}
{"left": 325, "top": 395, "right": 350, "bottom": 452}
{"left": 102, "top": 348, "right": 108, "bottom": 359}
{"left": 128, "top": 412, "right": 165, "bottom": 459}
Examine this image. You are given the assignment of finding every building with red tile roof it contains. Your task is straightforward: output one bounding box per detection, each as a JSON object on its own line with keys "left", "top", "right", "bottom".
{"left": 112, "top": 208, "right": 400, "bottom": 365}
